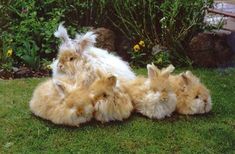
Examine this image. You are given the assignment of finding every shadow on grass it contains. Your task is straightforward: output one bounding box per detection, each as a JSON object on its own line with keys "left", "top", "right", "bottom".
{"left": 30, "top": 110, "right": 216, "bottom": 130}
{"left": 30, "top": 112, "right": 138, "bottom": 130}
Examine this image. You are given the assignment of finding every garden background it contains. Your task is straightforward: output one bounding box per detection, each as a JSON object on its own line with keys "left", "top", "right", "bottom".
{"left": 0, "top": 0, "right": 235, "bottom": 153}
{"left": 1, "top": 0, "right": 219, "bottom": 78}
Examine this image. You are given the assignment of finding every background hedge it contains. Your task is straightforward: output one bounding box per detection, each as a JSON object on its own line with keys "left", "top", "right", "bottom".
{"left": 0, "top": 0, "right": 213, "bottom": 71}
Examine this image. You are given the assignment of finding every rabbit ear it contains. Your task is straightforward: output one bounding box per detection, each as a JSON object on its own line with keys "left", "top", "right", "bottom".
{"left": 107, "top": 75, "right": 117, "bottom": 87}
{"left": 54, "top": 23, "right": 75, "bottom": 53}
{"left": 53, "top": 79, "right": 71, "bottom": 97}
{"left": 54, "top": 22, "right": 70, "bottom": 43}
{"left": 75, "top": 31, "right": 96, "bottom": 53}
{"left": 147, "top": 64, "right": 157, "bottom": 79}
{"left": 151, "top": 63, "right": 161, "bottom": 73}
{"left": 185, "top": 71, "right": 200, "bottom": 83}
{"left": 185, "top": 71, "right": 193, "bottom": 77}
{"left": 181, "top": 74, "right": 191, "bottom": 85}
{"left": 165, "top": 64, "right": 175, "bottom": 73}
{"left": 162, "top": 64, "right": 175, "bottom": 77}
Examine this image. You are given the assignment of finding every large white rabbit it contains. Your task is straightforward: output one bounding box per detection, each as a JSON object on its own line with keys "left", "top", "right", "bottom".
{"left": 51, "top": 23, "right": 136, "bottom": 81}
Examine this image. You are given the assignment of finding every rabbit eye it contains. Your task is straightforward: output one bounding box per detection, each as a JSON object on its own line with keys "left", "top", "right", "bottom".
{"left": 69, "top": 57, "right": 75, "bottom": 61}
{"left": 103, "top": 93, "right": 107, "bottom": 98}
{"left": 204, "top": 99, "right": 207, "bottom": 102}
{"left": 195, "top": 95, "right": 199, "bottom": 99}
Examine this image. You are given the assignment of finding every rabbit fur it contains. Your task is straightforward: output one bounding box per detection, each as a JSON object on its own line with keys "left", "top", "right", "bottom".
{"left": 29, "top": 76, "right": 94, "bottom": 127}
{"left": 169, "top": 71, "right": 212, "bottom": 115}
{"left": 51, "top": 23, "right": 136, "bottom": 81}
{"left": 123, "top": 64, "right": 177, "bottom": 119}
{"left": 29, "top": 23, "right": 212, "bottom": 127}
{"left": 30, "top": 69, "right": 133, "bottom": 125}
{"left": 89, "top": 71, "right": 133, "bottom": 123}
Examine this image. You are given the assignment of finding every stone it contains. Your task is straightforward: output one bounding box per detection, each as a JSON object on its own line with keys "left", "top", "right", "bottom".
{"left": 13, "top": 66, "right": 31, "bottom": 78}
{"left": 152, "top": 44, "right": 168, "bottom": 55}
{"left": 188, "top": 32, "right": 234, "bottom": 67}
{"left": 92, "top": 27, "right": 116, "bottom": 51}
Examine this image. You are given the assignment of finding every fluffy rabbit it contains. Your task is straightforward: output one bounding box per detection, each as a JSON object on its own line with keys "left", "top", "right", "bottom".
{"left": 51, "top": 23, "right": 136, "bottom": 80}
{"left": 29, "top": 77, "right": 94, "bottom": 127}
{"left": 54, "top": 50, "right": 97, "bottom": 87}
{"left": 89, "top": 71, "right": 133, "bottom": 123}
{"left": 169, "top": 71, "right": 212, "bottom": 115}
{"left": 123, "top": 64, "right": 177, "bottom": 119}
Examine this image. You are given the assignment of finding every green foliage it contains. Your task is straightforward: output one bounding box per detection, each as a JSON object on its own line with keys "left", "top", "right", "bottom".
{"left": 159, "top": 0, "right": 210, "bottom": 64}
{"left": 0, "top": 0, "right": 110, "bottom": 71}
{"left": 129, "top": 40, "right": 148, "bottom": 67}
{"left": 152, "top": 51, "right": 171, "bottom": 68}
{"left": 1, "top": 0, "right": 65, "bottom": 70}
{"left": 63, "top": 0, "right": 110, "bottom": 27}
{"left": 0, "top": 0, "right": 214, "bottom": 70}
{"left": 111, "top": 0, "right": 160, "bottom": 44}
{"left": 40, "top": 58, "right": 52, "bottom": 71}
{"left": 112, "top": 0, "right": 213, "bottom": 67}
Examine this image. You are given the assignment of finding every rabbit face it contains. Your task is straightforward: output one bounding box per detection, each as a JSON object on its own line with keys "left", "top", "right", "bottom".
{"left": 54, "top": 24, "right": 97, "bottom": 77}
{"left": 56, "top": 50, "right": 83, "bottom": 76}
{"left": 89, "top": 75, "right": 116, "bottom": 102}
{"left": 190, "top": 85, "right": 212, "bottom": 114}
{"left": 175, "top": 71, "right": 212, "bottom": 114}
{"left": 136, "top": 64, "right": 177, "bottom": 119}
{"left": 65, "top": 90, "right": 94, "bottom": 124}
{"left": 53, "top": 79, "right": 94, "bottom": 125}
{"left": 147, "top": 64, "right": 175, "bottom": 93}
{"left": 89, "top": 72, "right": 133, "bottom": 122}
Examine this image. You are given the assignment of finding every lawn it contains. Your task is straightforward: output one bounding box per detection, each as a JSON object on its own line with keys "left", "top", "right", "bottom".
{"left": 0, "top": 68, "right": 235, "bottom": 153}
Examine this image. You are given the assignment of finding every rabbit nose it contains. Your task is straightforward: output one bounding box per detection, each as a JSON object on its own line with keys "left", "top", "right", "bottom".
{"left": 57, "top": 63, "right": 63, "bottom": 69}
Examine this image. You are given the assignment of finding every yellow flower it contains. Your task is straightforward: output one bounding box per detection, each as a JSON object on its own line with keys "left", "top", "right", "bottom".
{"left": 133, "top": 44, "right": 140, "bottom": 52}
{"left": 157, "top": 57, "right": 163, "bottom": 64}
{"left": 6, "top": 49, "right": 13, "bottom": 57}
{"left": 139, "top": 40, "right": 145, "bottom": 47}
{"left": 46, "top": 64, "right": 52, "bottom": 70}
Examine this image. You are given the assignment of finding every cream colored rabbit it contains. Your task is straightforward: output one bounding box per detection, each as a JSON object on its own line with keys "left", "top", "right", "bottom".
{"left": 123, "top": 64, "right": 177, "bottom": 119}
{"left": 54, "top": 50, "right": 97, "bottom": 87}
{"left": 89, "top": 71, "right": 133, "bottom": 123}
{"left": 29, "top": 77, "right": 94, "bottom": 127}
{"left": 52, "top": 23, "right": 136, "bottom": 80}
{"left": 169, "top": 71, "right": 212, "bottom": 115}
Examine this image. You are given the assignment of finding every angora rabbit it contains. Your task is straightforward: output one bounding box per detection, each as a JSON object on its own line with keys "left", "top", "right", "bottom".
{"left": 29, "top": 77, "right": 94, "bottom": 127}
{"left": 169, "top": 71, "right": 212, "bottom": 115}
{"left": 89, "top": 70, "right": 133, "bottom": 123}
{"left": 51, "top": 23, "right": 136, "bottom": 81}
{"left": 53, "top": 49, "right": 97, "bottom": 87}
{"left": 123, "top": 64, "right": 177, "bottom": 119}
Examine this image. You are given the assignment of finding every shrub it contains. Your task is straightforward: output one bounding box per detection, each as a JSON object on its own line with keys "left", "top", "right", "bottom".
{"left": 0, "top": 0, "right": 110, "bottom": 71}
{"left": 0, "top": 0, "right": 213, "bottom": 71}
{"left": 63, "top": 0, "right": 110, "bottom": 27}
{"left": 1, "top": 0, "right": 65, "bottom": 70}
{"left": 112, "top": 0, "right": 213, "bottom": 66}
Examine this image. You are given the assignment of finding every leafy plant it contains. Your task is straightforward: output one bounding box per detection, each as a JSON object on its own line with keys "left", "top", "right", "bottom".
{"left": 0, "top": 0, "right": 65, "bottom": 70}
{"left": 111, "top": 0, "right": 213, "bottom": 66}
{"left": 129, "top": 42, "right": 147, "bottom": 67}
{"left": 0, "top": 0, "right": 214, "bottom": 71}
{"left": 111, "top": 0, "right": 160, "bottom": 46}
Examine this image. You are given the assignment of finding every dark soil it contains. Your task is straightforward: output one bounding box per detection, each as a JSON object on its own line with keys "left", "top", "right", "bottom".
{"left": 0, "top": 67, "right": 50, "bottom": 80}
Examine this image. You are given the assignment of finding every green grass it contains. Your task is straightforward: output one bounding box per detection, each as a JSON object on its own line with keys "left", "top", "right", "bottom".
{"left": 0, "top": 68, "right": 235, "bottom": 153}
